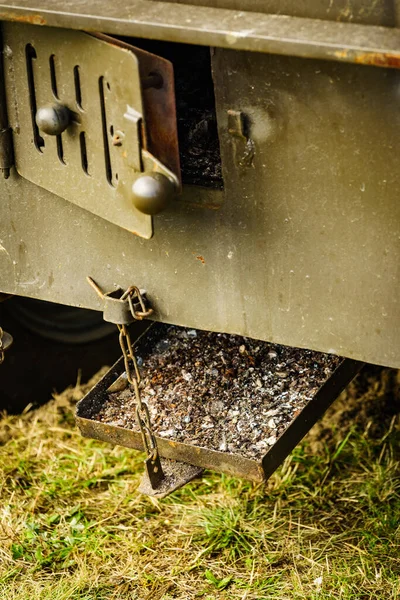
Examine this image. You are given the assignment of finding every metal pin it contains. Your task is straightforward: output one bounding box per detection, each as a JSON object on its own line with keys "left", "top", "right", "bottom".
{"left": 86, "top": 276, "right": 105, "bottom": 299}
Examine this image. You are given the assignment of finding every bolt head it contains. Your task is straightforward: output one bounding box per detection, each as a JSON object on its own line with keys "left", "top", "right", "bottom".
{"left": 131, "top": 173, "right": 175, "bottom": 215}
{"left": 35, "top": 103, "right": 71, "bottom": 136}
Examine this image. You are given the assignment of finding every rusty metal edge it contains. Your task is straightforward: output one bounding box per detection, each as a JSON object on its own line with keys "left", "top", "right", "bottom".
{"left": 93, "top": 32, "right": 181, "bottom": 185}
{"left": 77, "top": 414, "right": 265, "bottom": 481}
{"left": 261, "top": 358, "right": 364, "bottom": 480}
{"left": 1, "top": 2, "right": 400, "bottom": 69}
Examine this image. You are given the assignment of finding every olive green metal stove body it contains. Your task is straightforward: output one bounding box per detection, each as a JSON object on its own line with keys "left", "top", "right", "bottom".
{"left": 0, "top": 1, "right": 399, "bottom": 368}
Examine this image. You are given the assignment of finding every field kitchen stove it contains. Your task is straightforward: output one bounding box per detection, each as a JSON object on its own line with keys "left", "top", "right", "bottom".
{"left": 0, "top": 3, "right": 398, "bottom": 497}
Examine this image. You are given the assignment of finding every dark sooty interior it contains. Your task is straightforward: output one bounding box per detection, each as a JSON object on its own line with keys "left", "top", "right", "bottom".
{"left": 93, "top": 326, "right": 342, "bottom": 461}
{"left": 119, "top": 38, "right": 223, "bottom": 188}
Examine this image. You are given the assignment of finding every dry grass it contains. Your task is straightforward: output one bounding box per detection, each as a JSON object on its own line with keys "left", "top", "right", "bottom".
{"left": 0, "top": 366, "right": 399, "bottom": 599}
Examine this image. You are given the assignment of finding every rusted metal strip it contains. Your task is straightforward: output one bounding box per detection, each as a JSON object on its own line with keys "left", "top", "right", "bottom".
{"left": 1, "top": 1, "right": 400, "bottom": 68}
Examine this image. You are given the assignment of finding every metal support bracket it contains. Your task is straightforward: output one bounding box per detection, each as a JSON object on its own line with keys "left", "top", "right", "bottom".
{"left": 138, "top": 458, "right": 203, "bottom": 498}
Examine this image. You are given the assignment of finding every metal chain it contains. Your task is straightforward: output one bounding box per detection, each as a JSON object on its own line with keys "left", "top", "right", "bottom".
{"left": 121, "top": 285, "right": 153, "bottom": 320}
{"left": 0, "top": 327, "right": 4, "bottom": 365}
{"left": 117, "top": 322, "right": 160, "bottom": 461}
{"left": 116, "top": 287, "right": 160, "bottom": 464}
{"left": 86, "top": 278, "right": 162, "bottom": 481}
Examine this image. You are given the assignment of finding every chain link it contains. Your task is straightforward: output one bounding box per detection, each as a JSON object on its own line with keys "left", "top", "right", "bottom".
{"left": 117, "top": 322, "right": 160, "bottom": 460}
{"left": 116, "top": 287, "right": 160, "bottom": 463}
{"left": 121, "top": 285, "right": 154, "bottom": 321}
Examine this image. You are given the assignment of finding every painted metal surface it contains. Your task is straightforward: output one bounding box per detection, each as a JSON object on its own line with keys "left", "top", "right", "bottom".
{"left": 2, "top": 23, "right": 179, "bottom": 238}
{"left": 157, "top": 0, "right": 400, "bottom": 27}
{"left": 1, "top": 1, "right": 400, "bottom": 68}
{"left": 0, "top": 12, "right": 399, "bottom": 368}
{"left": 212, "top": 49, "right": 400, "bottom": 368}
{"left": 1, "top": 49, "right": 400, "bottom": 367}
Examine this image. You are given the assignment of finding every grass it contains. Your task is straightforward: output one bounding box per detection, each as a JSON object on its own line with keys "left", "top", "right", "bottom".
{"left": 0, "top": 366, "right": 399, "bottom": 599}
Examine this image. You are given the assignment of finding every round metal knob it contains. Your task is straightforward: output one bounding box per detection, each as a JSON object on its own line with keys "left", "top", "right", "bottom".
{"left": 35, "top": 103, "right": 71, "bottom": 136}
{"left": 131, "top": 173, "right": 175, "bottom": 215}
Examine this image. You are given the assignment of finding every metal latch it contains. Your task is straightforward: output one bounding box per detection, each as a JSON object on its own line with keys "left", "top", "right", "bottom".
{"left": 2, "top": 24, "right": 181, "bottom": 239}
{"left": 87, "top": 276, "right": 153, "bottom": 325}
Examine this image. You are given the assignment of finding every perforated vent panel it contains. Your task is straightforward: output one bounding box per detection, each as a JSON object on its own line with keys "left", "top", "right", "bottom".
{"left": 3, "top": 24, "right": 179, "bottom": 239}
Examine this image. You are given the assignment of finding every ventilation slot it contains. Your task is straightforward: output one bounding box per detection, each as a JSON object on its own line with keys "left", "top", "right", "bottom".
{"left": 98, "top": 76, "right": 113, "bottom": 186}
{"left": 56, "top": 135, "right": 65, "bottom": 164}
{"left": 49, "top": 54, "right": 58, "bottom": 98}
{"left": 79, "top": 131, "right": 89, "bottom": 175}
{"left": 74, "top": 65, "right": 82, "bottom": 110}
{"left": 25, "top": 44, "right": 44, "bottom": 152}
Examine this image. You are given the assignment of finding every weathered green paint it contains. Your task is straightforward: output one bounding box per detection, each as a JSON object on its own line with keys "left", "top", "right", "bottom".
{"left": 0, "top": 6, "right": 399, "bottom": 369}
{"left": 158, "top": 0, "right": 400, "bottom": 27}
{"left": 1, "top": 1, "right": 400, "bottom": 68}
